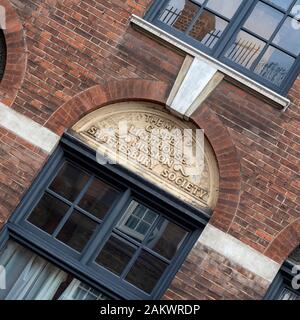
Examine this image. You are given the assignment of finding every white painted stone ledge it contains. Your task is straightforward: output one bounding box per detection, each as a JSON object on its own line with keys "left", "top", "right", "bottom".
{"left": 0, "top": 102, "right": 60, "bottom": 153}
{"left": 199, "top": 224, "right": 281, "bottom": 283}
{"left": 131, "top": 15, "right": 291, "bottom": 111}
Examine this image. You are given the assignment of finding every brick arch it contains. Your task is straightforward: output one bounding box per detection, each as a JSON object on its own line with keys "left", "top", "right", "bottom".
{"left": 46, "top": 79, "right": 241, "bottom": 230}
{"left": 191, "top": 104, "right": 241, "bottom": 233}
{"left": 0, "top": 0, "right": 27, "bottom": 106}
{"left": 45, "top": 79, "right": 170, "bottom": 135}
{"left": 265, "top": 218, "right": 300, "bottom": 264}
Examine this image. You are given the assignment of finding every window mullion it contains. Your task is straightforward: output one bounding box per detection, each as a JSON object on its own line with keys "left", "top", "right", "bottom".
{"left": 185, "top": 4, "right": 205, "bottom": 34}
{"left": 79, "top": 189, "right": 131, "bottom": 265}
{"left": 249, "top": 6, "right": 292, "bottom": 72}
{"left": 52, "top": 175, "right": 94, "bottom": 238}
{"left": 215, "top": 0, "right": 257, "bottom": 58}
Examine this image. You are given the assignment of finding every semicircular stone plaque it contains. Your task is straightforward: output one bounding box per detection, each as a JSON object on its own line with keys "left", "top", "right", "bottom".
{"left": 72, "top": 102, "right": 219, "bottom": 213}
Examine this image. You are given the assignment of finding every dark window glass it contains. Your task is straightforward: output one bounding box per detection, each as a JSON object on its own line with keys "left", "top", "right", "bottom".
{"left": 96, "top": 235, "right": 136, "bottom": 276}
{"left": 56, "top": 210, "right": 98, "bottom": 252}
{"left": 146, "top": 219, "right": 188, "bottom": 260}
{"left": 125, "top": 251, "right": 168, "bottom": 293}
{"left": 78, "top": 178, "right": 120, "bottom": 220}
{"left": 49, "top": 163, "right": 89, "bottom": 202}
{"left": 28, "top": 193, "right": 69, "bottom": 234}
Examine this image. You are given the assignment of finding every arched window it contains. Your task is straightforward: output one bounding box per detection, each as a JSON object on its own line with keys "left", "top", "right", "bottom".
{"left": 0, "top": 103, "right": 219, "bottom": 300}
{"left": 146, "top": 0, "right": 300, "bottom": 95}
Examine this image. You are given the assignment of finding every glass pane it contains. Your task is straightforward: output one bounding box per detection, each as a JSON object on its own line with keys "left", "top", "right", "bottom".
{"left": 28, "top": 193, "right": 69, "bottom": 234}
{"left": 96, "top": 235, "right": 136, "bottom": 276}
{"left": 56, "top": 210, "right": 98, "bottom": 252}
{"left": 206, "top": 0, "right": 242, "bottom": 19}
{"left": 49, "top": 163, "right": 90, "bottom": 202}
{"left": 189, "top": 10, "right": 228, "bottom": 49}
{"left": 273, "top": 17, "right": 300, "bottom": 55}
{"left": 117, "top": 201, "right": 158, "bottom": 241}
{"left": 159, "top": 0, "right": 200, "bottom": 32}
{"left": 291, "top": 0, "right": 300, "bottom": 16}
{"left": 244, "top": 2, "right": 284, "bottom": 39}
{"left": 254, "top": 46, "right": 295, "bottom": 86}
{"left": 78, "top": 178, "right": 120, "bottom": 220}
{"left": 268, "top": 0, "right": 293, "bottom": 10}
{"left": 225, "top": 31, "right": 265, "bottom": 69}
{"left": 146, "top": 219, "right": 188, "bottom": 260}
{"left": 125, "top": 251, "right": 168, "bottom": 294}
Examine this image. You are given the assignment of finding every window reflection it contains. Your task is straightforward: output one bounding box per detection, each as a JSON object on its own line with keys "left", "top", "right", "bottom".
{"left": 244, "top": 2, "right": 283, "bottom": 39}
{"left": 225, "top": 31, "right": 265, "bottom": 69}
{"left": 254, "top": 47, "right": 295, "bottom": 86}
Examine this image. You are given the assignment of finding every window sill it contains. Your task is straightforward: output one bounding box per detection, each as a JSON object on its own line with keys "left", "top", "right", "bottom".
{"left": 130, "top": 15, "right": 291, "bottom": 111}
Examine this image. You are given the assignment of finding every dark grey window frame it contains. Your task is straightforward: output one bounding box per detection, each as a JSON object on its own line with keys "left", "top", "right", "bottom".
{"left": 0, "top": 132, "right": 208, "bottom": 300}
{"left": 145, "top": 0, "right": 300, "bottom": 95}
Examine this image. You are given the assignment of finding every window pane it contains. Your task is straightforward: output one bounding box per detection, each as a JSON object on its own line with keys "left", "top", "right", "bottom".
{"left": 291, "top": 0, "right": 300, "bottom": 16}
{"left": 146, "top": 219, "right": 188, "bottom": 260}
{"left": 268, "top": 0, "right": 293, "bottom": 10}
{"left": 96, "top": 235, "right": 136, "bottom": 276}
{"left": 225, "top": 31, "right": 265, "bottom": 69}
{"left": 117, "top": 201, "right": 158, "bottom": 241}
{"left": 78, "top": 178, "right": 120, "bottom": 220}
{"left": 49, "top": 163, "right": 90, "bottom": 202}
{"left": 273, "top": 17, "right": 300, "bottom": 55}
{"left": 125, "top": 251, "right": 168, "bottom": 293}
{"left": 243, "top": 2, "right": 284, "bottom": 39}
{"left": 159, "top": 0, "right": 199, "bottom": 32}
{"left": 28, "top": 193, "right": 69, "bottom": 234}
{"left": 254, "top": 46, "right": 295, "bottom": 86}
{"left": 206, "top": 0, "right": 242, "bottom": 19}
{"left": 56, "top": 210, "right": 98, "bottom": 252}
{"left": 189, "top": 10, "right": 228, "bottom": 49}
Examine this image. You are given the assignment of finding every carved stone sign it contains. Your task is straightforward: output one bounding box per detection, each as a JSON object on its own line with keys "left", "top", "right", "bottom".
{"left": 72, "top": 102, "right": 219, "bottom": 211}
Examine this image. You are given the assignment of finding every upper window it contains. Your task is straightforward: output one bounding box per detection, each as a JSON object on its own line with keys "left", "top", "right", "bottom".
{"left": 0, "top": 134, "right": 204, "bottom": 300}
{"left": 147, "top": 0, "right": 300, "bottom": 94}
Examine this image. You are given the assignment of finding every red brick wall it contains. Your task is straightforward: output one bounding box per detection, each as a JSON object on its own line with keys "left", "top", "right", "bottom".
{"left": 0, "top": 0, "right": 299, "bottom": 300}
{"left": 9, "top": 0, "right": 182, "bottom": 124}
{"left": 0, "top": 127, "right": 47, "bottom": 226}
{"left": 194, "top": 79, "right": 300, "bottom": 263}
{"left": 164, "top": 242, "right": 269, "bottom": 300}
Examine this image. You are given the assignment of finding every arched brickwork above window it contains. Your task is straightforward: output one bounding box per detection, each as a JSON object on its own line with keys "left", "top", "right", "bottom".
{"left": 265, "top": 218, "right": 300, "bottom": 264}
{"left": 191, "top": 104, "right": 241, "bottom": 233}
{"left": 46, "top": 78, "right": 241, "bottom": 233}
{"left": 0, "top": 0, "right": 27, "bottom": 106}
